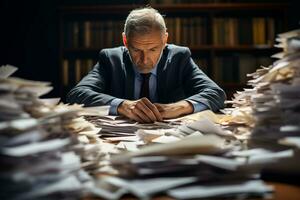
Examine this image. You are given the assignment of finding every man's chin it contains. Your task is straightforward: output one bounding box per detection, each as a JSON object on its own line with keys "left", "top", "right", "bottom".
{"left": 137, "top": 66, "right": 153, "bottom": 73}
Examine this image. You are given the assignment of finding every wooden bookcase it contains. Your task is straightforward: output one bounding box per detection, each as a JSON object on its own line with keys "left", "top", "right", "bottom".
{"left": 58, "top": 1, "right": 288, "bottom": 100}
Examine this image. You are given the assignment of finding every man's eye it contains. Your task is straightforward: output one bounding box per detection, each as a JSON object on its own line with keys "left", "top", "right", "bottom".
{"left": 150, "top": 49, "right": 157, "bottom": 52}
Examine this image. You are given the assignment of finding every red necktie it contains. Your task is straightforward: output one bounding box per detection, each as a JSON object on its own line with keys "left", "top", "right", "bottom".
{"left": 139, "top": 73, "right": 151, "bottom": 99}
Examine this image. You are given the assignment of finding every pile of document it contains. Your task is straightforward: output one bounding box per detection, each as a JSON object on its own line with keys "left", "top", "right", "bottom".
{"left": 85, "top": 107, "right": 224, "bottom": 140}
{"left": 225, "top": 29, "right": 300, "bottom": 177}
{"left": 87, "top": 113, "right": 281, "bottom": 199}
{"left": 0, "top": 65, "right": 109, "bottom": 199}
{"left": 250, "top": 29, "right": 300, "bottom": 175}
{"left": 250, "top": 30, "right": 300, "bottom": 142}
{"left": 85, "top": 115, "right": 177, "bottom": 138}
{"left": 84, "top": 103, "right": 297, "bottom": 199}
{"left": 88, "top": 111, "right": 236, "bottom": 153}
{"left": 89, "top": 132, "right": 282, "bottom": 200}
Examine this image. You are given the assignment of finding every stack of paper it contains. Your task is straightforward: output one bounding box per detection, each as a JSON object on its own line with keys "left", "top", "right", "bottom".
{"left": 0, "top": 65, "right": 48, "bottom": 121}
{"left": 225, "top": 30, "right": 300, "bottom": 177}
{"left": 93, "top": 112, "right": 237, "bottom": 154}
{"left": 246, "top": 30, "right": 300, "bottom": 147}
{"left": 250, "top": 29, "right": 300, "bottom": 175}
{"left": 0, "top": 119, "right": 92, "bottom": 199}
{"left": 82, "top": 104, "right": 280, "bottom": 199}
{"left": 0, "top": 65, "right": 100, "bottom": 199}
{"left": 87, "top": 133, "right": 277, "bottom": 199}
{"left": 85, "top": 115, "right": 175, "bottom": 138}
{"left": 136, "top": 117, "right": 235, "bottom": 146}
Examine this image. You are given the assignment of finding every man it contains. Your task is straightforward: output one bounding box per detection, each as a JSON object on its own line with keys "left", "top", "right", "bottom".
{"left": 66, "top": 7, "right": 226, "bottom": 123}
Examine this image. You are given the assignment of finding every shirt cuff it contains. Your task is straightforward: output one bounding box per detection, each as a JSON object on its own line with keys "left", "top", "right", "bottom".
{"left": 109, "top": 98, "right": 124, "bottom": 115}
{"left": 186, "top": 100, "right": 208, "bottom": 113}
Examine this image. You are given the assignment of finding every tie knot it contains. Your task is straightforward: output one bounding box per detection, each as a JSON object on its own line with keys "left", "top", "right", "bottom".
{"left": 141, "top": 73, "right": 151, "bottom": 80}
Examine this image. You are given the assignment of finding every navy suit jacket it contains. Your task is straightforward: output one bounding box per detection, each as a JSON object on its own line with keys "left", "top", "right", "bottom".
{"left": 66, "top": 44, "right": 226, "bottom": 112}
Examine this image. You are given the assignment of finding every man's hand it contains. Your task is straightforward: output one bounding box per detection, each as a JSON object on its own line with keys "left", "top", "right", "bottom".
{"left": 154, "top": 100, "right": 194, "bottom": 119}
{"left": 117, "top": 97, "right": 163, "bottom": 123}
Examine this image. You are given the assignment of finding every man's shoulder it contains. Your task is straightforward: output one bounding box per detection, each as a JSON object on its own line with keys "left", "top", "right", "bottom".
{"left": 166, "top": 44, "right": 191, "bottom": 57}
{"left": 99, "top": 46, "right": 127, "bottom": 57}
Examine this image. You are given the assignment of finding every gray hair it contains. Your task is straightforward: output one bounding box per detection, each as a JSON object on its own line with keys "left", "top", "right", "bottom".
{"left": 124, "top": 7, "right": 166, "bottom": 38}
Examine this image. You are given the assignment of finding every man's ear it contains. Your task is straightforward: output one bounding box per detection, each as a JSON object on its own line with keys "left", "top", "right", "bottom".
{"left": 122, "top": 32, "right": 128, "bottom": 47}
{"left": 164, "top": 32, "right": 168, "bottom": 46}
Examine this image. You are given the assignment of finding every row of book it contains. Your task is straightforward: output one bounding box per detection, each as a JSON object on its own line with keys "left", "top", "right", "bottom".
{"left": 165, "top": 17, "right": 208, "bottom": 46}
{"left": 62, "top": 58, "right": 94, "bottom": 88}
{"left": 63, "top": 17, "right": 207, "bottom": 49}
{"left": 213, "top": 54, "right": 273, "bottom": 84}
{"left": 213, "top": 17, "right": 281, "bottom": 46}
{"left": 63, "top": 20, "right": 124, "bottom": 49}
{"left": 63, "top": 16, "right": 282, "bottom": 49}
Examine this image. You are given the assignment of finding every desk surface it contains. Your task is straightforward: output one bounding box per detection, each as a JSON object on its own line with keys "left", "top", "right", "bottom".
{"left": 269, "top": 182, "right": 300, "bottom": 200}
{"left": 84, "top": 182, "right": 300, "bottom": 200}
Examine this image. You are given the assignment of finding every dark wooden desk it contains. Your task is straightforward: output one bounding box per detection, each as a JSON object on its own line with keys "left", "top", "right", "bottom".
{"left": 269, "top": 182, "right": 300, "bottom": 200}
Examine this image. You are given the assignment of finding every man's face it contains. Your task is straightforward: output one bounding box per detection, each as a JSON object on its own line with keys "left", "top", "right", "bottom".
{"left": 123, "top": 30, "right": 168, "bottom": 74}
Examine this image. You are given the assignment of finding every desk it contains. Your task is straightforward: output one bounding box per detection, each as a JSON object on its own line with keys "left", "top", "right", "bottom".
{"left": 84, "top": 182, "right": 300, "bottom": 200}
{"left": 269, "top": 182, "right": 300, "bottom": 200}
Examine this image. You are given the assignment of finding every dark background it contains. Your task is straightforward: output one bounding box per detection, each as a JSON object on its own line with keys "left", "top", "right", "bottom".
{"left": 0, "top": 0, "right": 299, "bottom": 98}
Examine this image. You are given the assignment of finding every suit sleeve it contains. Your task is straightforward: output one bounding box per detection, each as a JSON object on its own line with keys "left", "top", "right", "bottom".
{"left": 66, "top": 50, "right": 116, "bottom": 106}
{"left": 182, "top": 48, "right": 226, "bottom": 112}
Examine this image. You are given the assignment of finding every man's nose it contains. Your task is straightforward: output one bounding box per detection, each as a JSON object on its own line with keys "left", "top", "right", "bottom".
{"left": 141, "top": 51, "right": 148, "bottom": 64}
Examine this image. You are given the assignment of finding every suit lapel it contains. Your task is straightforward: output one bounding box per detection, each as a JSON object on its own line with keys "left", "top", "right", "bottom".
{"left": 157, "top": 46, "right": 169, "bottom": 103}
{"left": 123, "top": 50, "right": 135, "bottom": 100}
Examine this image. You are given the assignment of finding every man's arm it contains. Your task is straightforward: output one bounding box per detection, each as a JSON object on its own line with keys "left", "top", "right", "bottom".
{"left": 67, "top": 49, "right": 125, "bottom": 107}
{"left": 154, "top": 47, "right": 226, "bottom": 119}
{"left": 154, "top": 100, "right": 194, "bottom": 119}
{"left": 183, "top": 56, "right": 226, "bottom": 112}
{"left": 66, "top": 61, "right": 116, "bottom": 106}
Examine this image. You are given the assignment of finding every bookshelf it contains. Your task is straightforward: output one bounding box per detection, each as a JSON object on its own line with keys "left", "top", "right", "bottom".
{"left": 58, "top": 1, "right": 288, "bottom": 100}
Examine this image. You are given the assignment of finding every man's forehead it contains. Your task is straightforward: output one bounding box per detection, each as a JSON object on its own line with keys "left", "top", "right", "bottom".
{"left": 128, "top": 33, "right": 164, "bottom": 49}
{"left": 129, "top": 41, "right": 162, "bottom": 49}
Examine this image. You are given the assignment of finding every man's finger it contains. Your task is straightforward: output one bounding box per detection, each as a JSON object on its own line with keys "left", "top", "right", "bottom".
{"left": 136, "top": 99, "right": 159, "bottom": 122}
{"left": 142, "top": 98, "right": 163, "bottom": 121}
{"left": 130, "top": 112, "right": 144, "bottom": 123}
{"left": 132, "top": 106, "right": 152, "bottom": 123}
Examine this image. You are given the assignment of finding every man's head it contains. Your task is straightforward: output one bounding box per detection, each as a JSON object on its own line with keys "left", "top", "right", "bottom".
{"left": 123, "top": 7, "right": 168, "bottom": 73}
